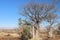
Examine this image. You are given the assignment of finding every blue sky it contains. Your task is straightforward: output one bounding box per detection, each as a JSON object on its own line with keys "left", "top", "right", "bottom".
{"left": 0, "top": 0, "right": 26, "bottom": 29}
{"left": 0, "top": 0, "right": 60, "bottom": 29}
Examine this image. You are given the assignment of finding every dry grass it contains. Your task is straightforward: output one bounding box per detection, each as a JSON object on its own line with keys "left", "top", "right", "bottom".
{"left": 0, "top": 37, "right": 20, "bottom": 40}
{"left": 0, "top": 28, "right": 60, "bottom": 40}
{"left": 0, "top": 32, "right": 20, "bottom": 40}
{"left": 0, "top": 34, "right": 60, "bottom": 40}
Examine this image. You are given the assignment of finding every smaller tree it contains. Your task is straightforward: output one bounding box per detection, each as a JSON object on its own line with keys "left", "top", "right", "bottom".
{"left": 56, "top": 23, "right": 60, "bottom": 35}
{"left": 18, "top": 18, "right": 32, "bottom": 40}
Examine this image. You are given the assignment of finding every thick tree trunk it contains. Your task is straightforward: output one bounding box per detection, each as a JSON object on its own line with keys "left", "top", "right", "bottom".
{"left": 47, "top": 25, "right": 53, "bottom": 40}
{"left": 32, "top": 22, "right": 35, "bottom": 40}
{"left": 36, "top": 23, "right": 40, "bottom": 40}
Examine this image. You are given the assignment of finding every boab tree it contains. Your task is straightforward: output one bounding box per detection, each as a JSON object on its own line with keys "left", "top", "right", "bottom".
{"left": 46, "top": 13, "right": 58, "bottom": 40}
{"left": 20, "top": 2, "right": 58, "bottom": 40}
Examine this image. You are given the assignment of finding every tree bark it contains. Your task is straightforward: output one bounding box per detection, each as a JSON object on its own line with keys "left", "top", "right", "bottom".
{"left": 32, "top": 22, "right": 35, "bottom": 40}
{"left": 36, "top": 23, "right": 40, "bottom": 40}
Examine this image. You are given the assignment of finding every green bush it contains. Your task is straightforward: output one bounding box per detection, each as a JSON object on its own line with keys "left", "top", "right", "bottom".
{"left": 20, "top": 26, "right": 32, "bottom": 40}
